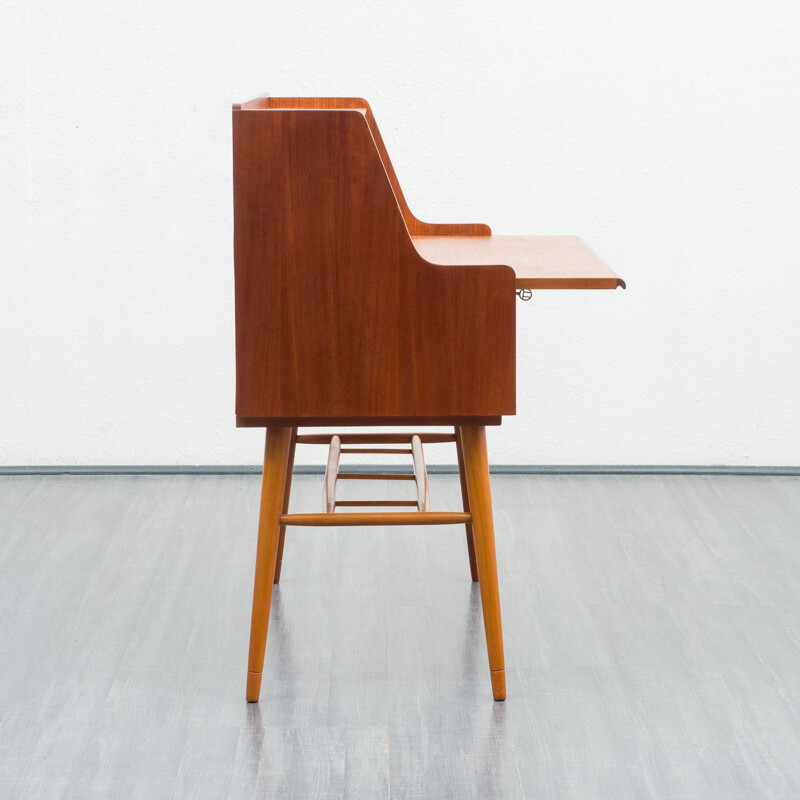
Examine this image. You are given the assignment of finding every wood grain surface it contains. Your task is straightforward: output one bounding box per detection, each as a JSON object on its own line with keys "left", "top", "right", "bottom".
{"left": 233, "top": 106, "right": 515, "bottom": 426}
{"left": 413, "top": 235, "right": 626, "bottom": 290}
{"left": 246, "top": 427, "right": 292, "bottom": 702}
{"left": 459, "top": 426, "right": 506, "bottom": 700}
{"left": 237, "top": 96, "right": 491, "bottom": 236}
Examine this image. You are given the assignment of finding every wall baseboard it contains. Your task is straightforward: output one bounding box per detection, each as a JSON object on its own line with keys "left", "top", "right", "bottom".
{"left": 1, "top": 465, "right": 799, "bottom": 476}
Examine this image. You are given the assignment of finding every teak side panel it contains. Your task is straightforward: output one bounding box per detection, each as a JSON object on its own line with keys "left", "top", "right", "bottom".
{"left": 232, "top": 109, "right": 515, "bottom": 423}
{"left": 237, "top": 97, "right": 491, "bottom": 237}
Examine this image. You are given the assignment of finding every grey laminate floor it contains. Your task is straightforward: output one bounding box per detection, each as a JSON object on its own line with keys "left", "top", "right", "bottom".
{"left": 1, "top": 473, "right": 800, "bottom": 798}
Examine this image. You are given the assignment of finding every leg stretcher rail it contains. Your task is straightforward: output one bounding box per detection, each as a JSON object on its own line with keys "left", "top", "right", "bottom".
{"left": 280, "top": 432, "right": 465, "bottom": 526}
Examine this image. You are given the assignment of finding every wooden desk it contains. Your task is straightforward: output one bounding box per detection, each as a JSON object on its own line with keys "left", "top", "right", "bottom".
{"left": 233, "top": 96, "right": 626, "bottom": 704}
{"left": 412, "top": 235, "right": 625, "bottom": 291}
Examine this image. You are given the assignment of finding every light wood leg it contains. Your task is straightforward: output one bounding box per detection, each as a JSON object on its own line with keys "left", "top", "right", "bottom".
{"left": 246, "top": 426, "right": 292, "bottom": 702}
{"left": 455, "top": 427, "right": 479, "bottom": 582}
{"left": 460, "top": 425, "right": 506, "bottom": 701}
{"left": 273, "top": 427, "right": 297, "bottom": 584}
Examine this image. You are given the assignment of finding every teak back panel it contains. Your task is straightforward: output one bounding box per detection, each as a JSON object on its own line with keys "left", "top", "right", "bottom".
{"left": 232, "top": 107, "right": 515, "bottom": 425}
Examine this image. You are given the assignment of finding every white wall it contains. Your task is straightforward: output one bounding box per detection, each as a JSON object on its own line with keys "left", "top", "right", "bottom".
{"left": 2, "top": 0, "right": 799, "bottom": 467}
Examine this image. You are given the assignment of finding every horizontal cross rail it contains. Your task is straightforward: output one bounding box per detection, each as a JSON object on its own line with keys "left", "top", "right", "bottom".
{"left": 296, "top": 433, "right": 456, "bottom": 445}
{"left": 337, "top": 473, "right": 416, "bottom": 480}
{"left": 334, "top": 500, "right": 420, "bottom": 507}
{"left": 340, "top": 447, "right": 413, "bottom": 454}
{"left": 280, "top": 512, "right": 471, "bottom": 526}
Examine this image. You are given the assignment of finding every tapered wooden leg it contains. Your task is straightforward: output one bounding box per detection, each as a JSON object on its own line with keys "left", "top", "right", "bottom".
{"left": 246, "top": 426, "right": 292, "bottom": 702}
{"left": 460, "top": 425, "right": 506, "bottom": 701}
{"left": 455, "top": 427, "right": 479, "bottom": 582}
{"left": 273, "top": 427, "right": 297, "bottom": 584}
